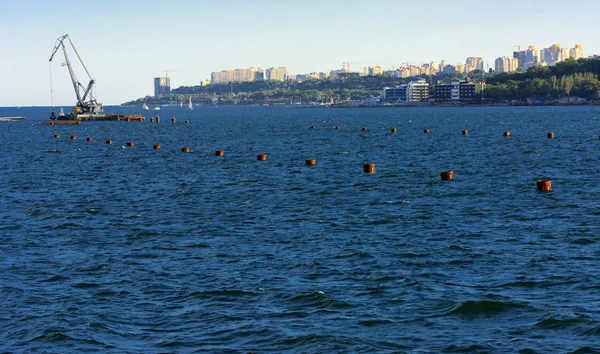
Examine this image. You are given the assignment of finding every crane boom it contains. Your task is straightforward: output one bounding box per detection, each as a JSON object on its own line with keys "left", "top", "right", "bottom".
{"left": 49, "top": 34, "right": 102, "bottom": 115}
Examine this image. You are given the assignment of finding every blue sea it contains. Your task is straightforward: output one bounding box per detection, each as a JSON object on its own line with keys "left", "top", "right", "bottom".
{"left": 1, "top": 105, "right": 600, "bottom": 353}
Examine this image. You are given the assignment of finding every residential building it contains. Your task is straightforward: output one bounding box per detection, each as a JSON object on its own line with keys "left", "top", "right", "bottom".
{"left": 154, "top": 77, "right": 170, "bottom": 96}
{"left": 266, "top": 67, "right": 289, "bottom": 81}
{"left": 443, "top": 65, "right": 457, "bottom": 73}
{"left": 523, "top": 45, "right": 540, "bottom": 69}
{"left": 435, "top": 81, "right": 476, "bottom": 104}
{"left": 466, "top": 57, "right": 484, "bottom": 71}
{"left": 211, "top": 67, "right": 265, "bottom": 84}
{"left": 382, "top": 79, "right": 429, "bottom": 102}
{"left": 571, "top": 44, "right": 584, "bottom": 59}
{"left": 494, "top": 56, "right": 519, "bottom": 73}
{"left": 330, "top": 70, "right": 360, "bottom": 79}
{"left": 368, "top": 66, "right": 383, "bottom": 76}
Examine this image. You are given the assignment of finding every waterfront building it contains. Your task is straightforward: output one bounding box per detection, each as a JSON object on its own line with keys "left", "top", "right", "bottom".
{"left": 382, "top": 79, "right": 429, "bottom": 103}
{"left": 266, "top": 67, "right": 289, "bottom": 81}
{"left": 211, "top": 67, "right": 265, "bottom": 84}
{"left": 200, "top": 79, "right": 211, "bottom": 86}
{"left": 154, "top": 77, "right": 170, "bottom": 96}
{"left": 466, "top": 57, "right": 484, "bottom": 71}
{"left": 435, "top": 81, "right": 476, "bottom": 104}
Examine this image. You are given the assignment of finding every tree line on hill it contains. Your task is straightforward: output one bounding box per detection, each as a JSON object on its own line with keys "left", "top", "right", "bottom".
{"left": 484, "top": 58, "right": 600, "bottom": 102}
{"left": 122, "top": 58, "right": 600, "bottom": 106}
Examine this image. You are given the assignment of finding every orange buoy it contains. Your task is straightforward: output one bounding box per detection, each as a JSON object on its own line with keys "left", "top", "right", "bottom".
{"left": 363, "top": 163, "right": 375, "bottom": 174}
{"left": 257, "top": 154, "right": 267, "bottom": 161}
{"left": 106, "top": 140, "right": 113, "bottom": 145}
{"left": 334, "top": 126, "right": 341, "bottom": 130}
{"left": 441, "top": 171, "right": 454, "bottom": 180}
{"left": 70, "top": 135, "right": 76, "bottom": 140}
{"left": 462, "top": 130, "right": 468, "bottom": 135}
{"left": 171, "top": 117, "right": 176, "bottom": 123}
{"left": 86, "top": 137, "right": 92, "bottom": 142}
{"left": 53, "top": 134, "right": 60, "bottom": 138}
{"left": 361, "top": 127, "right": 368, "bottom": 131}
{"left": 305, "top": 159, "right": 316, "bottom": 166}
{"left": 215, "top": 150, "right": 224, "bottom": 156}
{"left": 504, "top": 131, "right": 511, "bottom": 137}
{"left": 537, "top": 179, "right": 552, "bottom": 191}
{"left": 391, "top": 128, "right": 397, "bottom": 133}
{"left": 153, "top": 144, "right": 161, "bottom": 149}
{"left": 424, "top": 129, "right": 430, "bottom": 134}
{"left": 181, "top": 147, "right": 190, "bottom": 153}
{"left": 547, "top": 132, "right": 554, "bottom": 139}
{"left": 126, "top": 142, "right": 134, "bottom": 147}
{"left": 150, "top": 118, "right": 154, "bottom": 123}
{"left": 310, "top": 125, "right": 316, "bottom": 129}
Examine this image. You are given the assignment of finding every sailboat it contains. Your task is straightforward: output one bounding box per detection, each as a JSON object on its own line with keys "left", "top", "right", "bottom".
{"left": 142, "top": 103, "right": 149, "bottom": 110}
{"left": 188, "top": 96, "right": 193, "bottom": 110}
{"left": 180, "top": 101, "right": 183, "bottom": 107}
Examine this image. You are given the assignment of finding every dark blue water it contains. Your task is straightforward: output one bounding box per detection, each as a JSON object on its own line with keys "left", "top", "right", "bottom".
{"left": 1, "top": 105, "right": 600, "bottom": 352}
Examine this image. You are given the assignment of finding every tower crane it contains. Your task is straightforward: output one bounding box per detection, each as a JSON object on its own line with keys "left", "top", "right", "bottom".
{"left": 49, "top": 34, "right": 102, "bottom": 115}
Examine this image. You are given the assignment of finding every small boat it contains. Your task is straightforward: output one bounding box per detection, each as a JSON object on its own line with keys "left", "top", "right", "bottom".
{"left": 154, "top": 106, "right": 161, "bottom": 111}
{"left": 188, "top": 96, "right": 193, "bottom": 110}
{"left": 142, "top": 103, "right": 149, "bottom": 110}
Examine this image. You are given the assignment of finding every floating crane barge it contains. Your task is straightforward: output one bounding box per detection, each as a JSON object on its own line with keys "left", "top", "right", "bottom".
{"left": 47, "top": 34, "right": 144, "bottom": 122}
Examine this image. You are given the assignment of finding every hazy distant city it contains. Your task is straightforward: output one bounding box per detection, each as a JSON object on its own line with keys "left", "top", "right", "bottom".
{"left": 153, "top": 43, "right": 590, "bottom": 97}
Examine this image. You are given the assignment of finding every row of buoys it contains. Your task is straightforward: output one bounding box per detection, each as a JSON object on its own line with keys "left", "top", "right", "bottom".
{"left": 308, "top": 126, "right": 566, "bottom": 138}
{"left": 49, "top": 135, "right": 553, "bottom": 190}
{"left": 147, "top": 116, "right": 189, "bottom": 124}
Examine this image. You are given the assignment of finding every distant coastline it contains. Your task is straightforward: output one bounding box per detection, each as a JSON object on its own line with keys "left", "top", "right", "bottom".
{"left": 122, "top": 58, "right": 600, "bottom": 108}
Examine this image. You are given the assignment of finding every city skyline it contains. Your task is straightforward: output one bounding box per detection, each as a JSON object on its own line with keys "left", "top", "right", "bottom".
{"left": 1, "top": 0, "right": 599, "bottom": 106}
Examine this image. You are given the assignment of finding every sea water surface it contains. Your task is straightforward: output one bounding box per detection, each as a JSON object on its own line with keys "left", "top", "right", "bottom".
{"left": 1, "top": 105, "right": 600, "bottom": 353}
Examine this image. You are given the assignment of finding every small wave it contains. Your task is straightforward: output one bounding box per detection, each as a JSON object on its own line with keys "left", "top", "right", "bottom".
{"left": 29, "top": 332, "right": 73, "bottom": 343}
{"left": 73, "top": 282, "right": 99, "bottom": 288}
{"left": 448, "top": 300, "right": 527, "bottom": 317}
{"left": 41, "top": 275, "right": 69, "bottom": 282}
{"left": 335, "top": 251, "right": 374, "bottom": 259}
{"left": 443, "top": 343, "right": 496, "bottom": 352}
{"left": 357, "top": 319, "right": 394, "bottom": 326}
{"left": 571, "top": 237, "right": 596, "bottom": 245}
{"left": 535, "top": 314, "right": 587, "bottom": 330}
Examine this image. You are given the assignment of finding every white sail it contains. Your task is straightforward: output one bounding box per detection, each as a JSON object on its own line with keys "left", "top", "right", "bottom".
{"left": 188, "top": 96, "right": 193, "bottom": 110}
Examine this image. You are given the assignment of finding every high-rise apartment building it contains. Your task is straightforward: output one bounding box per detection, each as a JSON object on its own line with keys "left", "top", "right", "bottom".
{"left": 266, "top": 67, "right": 289, "bottom": 81}
{"left": 211, "top": 67, "right": 265, "bottom": 84}
{"left": 523, "top": 46, "right": 540, "bottom": 69}
{"left": 570, "top": 44, "right": 584, "bottom": 59}
{"left": 368, "top": 66, "right": 383, "bottom": 76}
{"left": 154, "top": 77, "right": 171, "bottom": 96}
{"left": 494, "top": 56, "right": 519, "bottom": 73}
{"left": 466, "top": 57, "right": 484, "bottom": 71}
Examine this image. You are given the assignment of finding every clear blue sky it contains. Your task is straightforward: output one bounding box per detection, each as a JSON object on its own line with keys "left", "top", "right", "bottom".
{"left": 1, "top": 0, "right": 598, "bottom": 106}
